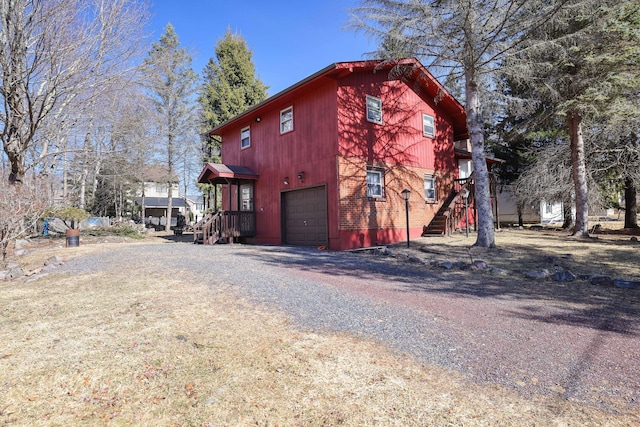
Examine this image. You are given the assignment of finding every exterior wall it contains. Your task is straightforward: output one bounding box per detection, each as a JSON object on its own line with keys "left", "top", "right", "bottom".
{"left": 219, "top": 78, "right": 340, "bottom": 245}
{"left": 334, "top": 72, "right": 458, "bottom": 249}
{"left": 540, "top": 200, "right": 564, "bottom": 223}
{"left": 336, "top": 156, "right": 455, "bottom": 249}
{"left": 216, "top": 64, "right": 460, "bottom": 250}
{"left": 143, "top": 182, "right": 179, "bottom": 198}
{"left": 496, "top": 186, "right": 541, "bottom": 224}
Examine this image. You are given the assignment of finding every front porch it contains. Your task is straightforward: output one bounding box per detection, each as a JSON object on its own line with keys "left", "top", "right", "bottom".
{"left": 194, "top": 163, "right": 258, "bottom": 244}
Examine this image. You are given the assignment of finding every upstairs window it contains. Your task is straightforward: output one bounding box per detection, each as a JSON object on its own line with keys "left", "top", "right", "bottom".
{"left": 424, "top": 174, "right": 437, "bottom": 201}
{"left": 240, "top": 126, "right": 251, "bottom": 149}
{"left": 280, "top": 106, "right": 293, "bottom": 134}
{"left": 366, "top": 168, "right": 385, "bottom": 198}
{"left": 423, "top": 113, "right": 435, "bottom": 137}
{"left": 366, "top": 95, "right": 382, "bottom": 124}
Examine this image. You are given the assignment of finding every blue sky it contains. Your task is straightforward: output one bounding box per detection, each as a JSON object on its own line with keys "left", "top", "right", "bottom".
{"left": 148, "top": 0, "right": 378, "bottom": 95}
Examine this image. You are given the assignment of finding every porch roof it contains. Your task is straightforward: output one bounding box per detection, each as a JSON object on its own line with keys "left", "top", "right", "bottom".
{"left": 197, "top": 163, "right": 259, "bottom": 184}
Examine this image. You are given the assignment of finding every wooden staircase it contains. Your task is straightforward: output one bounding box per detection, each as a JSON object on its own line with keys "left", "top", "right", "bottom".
{"left": 422, "top": 173, "right": 475, "bottom": 236}
{"left": 193, "top": 210, "right": 257, "bottom": 245}
{"left": 193, "top": 212, "right": 221, "bottom": 244}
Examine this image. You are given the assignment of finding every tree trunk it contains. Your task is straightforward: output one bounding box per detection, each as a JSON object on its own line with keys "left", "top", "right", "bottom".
{"left": 624, "top": 176, "right": 638, "bottom": 229}
{"left": 568, "top": 112, "right": 589, "bottom": 237}
{"left": 166, "top": 181, "right": 173, "bottom": 232}
{"left": 465, "top": 70, "right": 495, "bottom": 247}
{"left": 562, "top": 198, "right": 574, "bottom": 229}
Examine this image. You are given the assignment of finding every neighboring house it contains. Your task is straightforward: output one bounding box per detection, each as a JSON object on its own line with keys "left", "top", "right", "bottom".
{"left": 496, "top": 185, "right": 564, "bottom": 225}
{"left": 197, "top": 58, "right": 489, "bottom": 250}
{"left": 135, "top": 165, "right": 185, "bottom": 227}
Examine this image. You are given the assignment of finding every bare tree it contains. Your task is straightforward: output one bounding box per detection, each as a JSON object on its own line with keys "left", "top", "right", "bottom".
{"left": 0, "top": 0, "right": 149, "bottom": 186}
{"left": 0, "top": 177, "right": 48, "bottom": 267}
{"left": 141, "top": 24, "right": 197, "bottom": 232}
{"left": 350, "top": 0, "right": 563, "bottom": 247}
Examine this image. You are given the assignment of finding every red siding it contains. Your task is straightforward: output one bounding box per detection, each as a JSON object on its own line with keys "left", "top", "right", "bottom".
{"left": 214, "top": 62, "right": 461, "bottom": 250}
{"left": 219, "top": 78, "right": 340, "bottom": 245}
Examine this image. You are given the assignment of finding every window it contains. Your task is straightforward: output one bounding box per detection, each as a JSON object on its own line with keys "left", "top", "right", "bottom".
{"left": 280, "top": 106, "right": 293, "bottom": 134}
{"left": 240, "top": 126, "right": 250, "bottom": 149}
{"left": 545, "top": 201, "right": 553, "bottom": 214}
{"left": 240, "top": 184, "right": 253, "bottom": 211}
{"left": 366, "top": 168, "right": 384, "bottom": 198}
{"left": 423, "top": 113, "right": 435, "bottom": 137}
{"left": 155, "top": 183, "right": 167, "bottom": 194}
{"left": 424, "top": 175, "right": 437, "bottom": 201}
{"left": 366, "top": 95, "right": 382, "bottom": 124}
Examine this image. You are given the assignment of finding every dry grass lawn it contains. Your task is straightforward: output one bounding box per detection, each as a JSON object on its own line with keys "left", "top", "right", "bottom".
{"left": 1, "top": 227, "right": 639, "bottom": 426}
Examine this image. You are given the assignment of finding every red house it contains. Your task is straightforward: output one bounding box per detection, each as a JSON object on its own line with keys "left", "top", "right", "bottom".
{"left": 196, "top": 58, "right": 477, "bottom": 250}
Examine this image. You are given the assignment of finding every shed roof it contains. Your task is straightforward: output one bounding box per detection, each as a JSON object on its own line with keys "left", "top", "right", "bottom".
{"left": 208, "top": 58, "right": 469, "bottom": 141}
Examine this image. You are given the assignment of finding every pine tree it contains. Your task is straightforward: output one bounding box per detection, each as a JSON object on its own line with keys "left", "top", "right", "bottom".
{"left": 141, "top": 23, "right": 197, "bottom": 232}
{"left": 200, "top": 29, "right": 268, "bottom": 163}
{"left": 350, "top": 0, "right": 563, "bottom": 247}
{"left": 506, "top": 0, "right": 640, "bottom": 236}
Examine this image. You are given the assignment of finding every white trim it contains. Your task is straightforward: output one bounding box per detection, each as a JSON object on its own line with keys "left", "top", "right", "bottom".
{"left": 423, "top": 113, "right": 435, "bottom": 137}
{"left": 366, "top": 95, "right": 382, "bottom": 124}
{"left": 240, "top": 126, "right": 251, "bottom": 149}
{"left": 366, "top": 168, "right": 384, "bottom": 198}
{"left": 424, "top": 174, "right": 437, "bottom": 201}
{"left": 280, "top": 106, "right": 293, "bottom": 134}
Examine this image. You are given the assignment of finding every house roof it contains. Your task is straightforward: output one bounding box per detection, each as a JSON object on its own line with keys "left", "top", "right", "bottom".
{"left": 142, "top": 165, "right": 179, "bottom": 183}
{"left": 197, "top": 163, "right": 259, "bottom": 184}
{"left": 209, "top": 58, "right": 469, "bottom": 141}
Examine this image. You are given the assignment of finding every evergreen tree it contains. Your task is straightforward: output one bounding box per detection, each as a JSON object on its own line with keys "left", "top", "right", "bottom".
{"left": 506, "top": 0, "right": 640, "bottom": 236}
{"left": 200, "top": 29, "right": 268, "bottom": 163}
{"left": 351, "top": 0, "right": 563, "bottom": 248}
{"left": 141, "top": 24, "right": 197, "bottom": 232}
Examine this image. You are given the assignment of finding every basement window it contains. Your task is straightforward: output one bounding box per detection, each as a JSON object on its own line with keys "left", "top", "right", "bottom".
{"left": 366, "top": 168, "right": 385, "bottom": 198}
{"left": 424, "top": 174, "right": 437, "bottom": 201}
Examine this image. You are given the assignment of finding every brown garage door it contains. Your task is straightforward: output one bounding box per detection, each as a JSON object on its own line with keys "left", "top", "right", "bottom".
{"left": 283, "top": 186, "right": 328, "bottom": 246}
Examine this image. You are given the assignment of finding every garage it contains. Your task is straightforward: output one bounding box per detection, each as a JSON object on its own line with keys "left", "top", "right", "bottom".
{"left": 282, "top": 186, "right": 328, "bottom": 246}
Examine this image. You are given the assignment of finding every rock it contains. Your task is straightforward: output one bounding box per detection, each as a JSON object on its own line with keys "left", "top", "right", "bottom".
{"left": 44, "top": 255, "right": 64, "bottom": 266}
{"left": 0, "top": 271, "right": 6, "bottom": 281}
{"left": 439, "top": 261, "right": 454, "bottom": 270}
{"left": 473, "top": 260, "right": 488, "bottom": 269}
{"left": 375, "top": 247, "right": 392, "bottom": 256}
{"left": 489, "top": 267, "right": 507, "bottom": 275}
{"left": 6, "top": 267, "right": 25, "bottom": 280}
{"left": 525, "top": 269, "right": 550, "bottom": 280}
{"left": 631, "top": 236, "right": 638, "bottom": 242}
{"left": 590, "top": 276, "right": 614, "bottom": 287}
{"left": 14, "top": 239, "right": 29, "bottom": 249}
{"left": 13, "top": 249, "right": 28, "bottom": 257}
{"left": 407, "top": 255, "right": 424, "bottom": 263}
{"left": 614, "top": 279, "right": 640, "bottom": 290}
{"left": 552, "top": 270, "right": 576, "bottom": 282}
{"left": 41, "top": 264, "right": 59, "bottom": 272}
{"left": 5, "top": 262, "right": 20, "bottom": 269}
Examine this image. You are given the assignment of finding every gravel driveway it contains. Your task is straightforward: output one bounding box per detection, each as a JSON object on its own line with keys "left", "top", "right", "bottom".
{"left": 60, "top": 240, "right": 640, "bottom": 413}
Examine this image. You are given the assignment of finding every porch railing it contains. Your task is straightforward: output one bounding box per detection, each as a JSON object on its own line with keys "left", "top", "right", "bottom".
{"left": 194, "top": 210, "right": 256, "bottom": 244}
